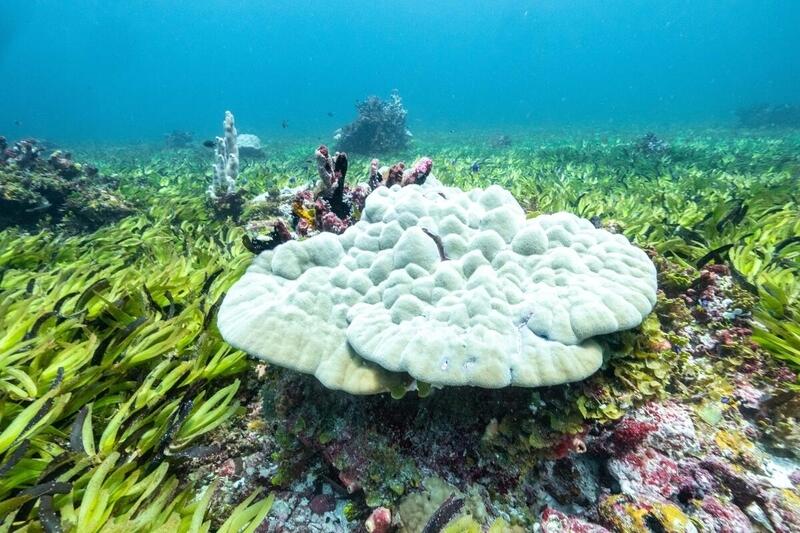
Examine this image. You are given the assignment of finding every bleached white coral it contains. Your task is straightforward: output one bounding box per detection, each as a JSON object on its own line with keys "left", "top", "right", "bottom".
{"left": 218, "top": 182, "right": 657, "bottom": 394}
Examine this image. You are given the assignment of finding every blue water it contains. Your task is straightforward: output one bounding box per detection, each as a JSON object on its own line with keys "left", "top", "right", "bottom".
{"left": 1, "top": 0, "right": 798, "bottom": 142}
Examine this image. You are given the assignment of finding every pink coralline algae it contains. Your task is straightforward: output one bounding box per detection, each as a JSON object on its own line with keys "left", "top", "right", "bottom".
{"left": 365, "top": 507, "right": 392, "bottom": 533}
{"left": 320, "top": 211, "right": 348, "bottom": 234}
{"left": 718, "top": 326, "right": 753, "bottom": 347}
{"left": 216, "top": 458, "right": 239, "bottom": 478}
{"left": 348, "top": 184, "right": 369, "bottom": 214}
{"left": 244, "top": 150, "right": 434, "bottom": 256}
{"left": 608, "top": 447, "right": 682, "bottom": 500}
{"left": 611, "top": 418, "right": 658, "bottom": 453}
{"left": 295, "top": 217, "right": 311, "bottom": 237}
{"left": 771, "top": 365, "right": 797, "bottom": 384}
{"left": 539, "top": 508, "right": 611, "bottom": 532}
{"left": 694, "top": 496, "right": 754, "bottom": 533}
{"left": 674, "top": 458, "right": 719, "bottom": 502}
{"left": 401, "top": 157, "right": 433, "bottom": 186}
{"left": 698, "top": 458, "right": 800, "bottom": 533}
{"left": 627, "top": 401, "right": 699, "bottom": 457}
{"left": 732, "top": 380, "right": 764, "bottom": 413}
{"left": 385, "top": 162, "right": 405, "bottom": 188}
{"left": 552, "top": 430, "right": 588, "bottom": 459}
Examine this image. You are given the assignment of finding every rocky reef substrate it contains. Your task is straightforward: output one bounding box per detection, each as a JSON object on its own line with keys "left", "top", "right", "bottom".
{"left": 0, "top": 136, "right": 133, "bottom": 230}
{"left": 185, "top": 259, "right": 799, "bottom": 532}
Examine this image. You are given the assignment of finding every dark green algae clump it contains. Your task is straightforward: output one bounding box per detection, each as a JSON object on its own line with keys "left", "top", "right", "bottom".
{"left": 0, "top": 130, "right": 799, "bottom": 531}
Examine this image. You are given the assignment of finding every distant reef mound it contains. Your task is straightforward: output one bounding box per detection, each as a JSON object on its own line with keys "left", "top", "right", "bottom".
{"left": 0, "top": 136, "right": 133, "bottom": 231}
{"left": 334, "top": 91, "right": 412, "bottom": 154}
{"left": 736, "top": 103, "right": 800, "bottom": 128}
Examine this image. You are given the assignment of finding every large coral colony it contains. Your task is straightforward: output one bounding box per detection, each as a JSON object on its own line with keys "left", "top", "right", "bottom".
{"left": 0, "top": 102, "right": 799, "bottom": 533}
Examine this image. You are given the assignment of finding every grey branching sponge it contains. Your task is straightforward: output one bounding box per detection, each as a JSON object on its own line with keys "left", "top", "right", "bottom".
{"left": 218, "top": 182, "right": 657, "bottom": 395}
{"left": 208, "top": 111, "right": 239, "bottom": 201}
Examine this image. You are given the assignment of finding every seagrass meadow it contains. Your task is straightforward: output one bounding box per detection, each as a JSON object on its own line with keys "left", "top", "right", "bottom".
{"left": 1, "top": 129, "right": 799, "bottom": 532}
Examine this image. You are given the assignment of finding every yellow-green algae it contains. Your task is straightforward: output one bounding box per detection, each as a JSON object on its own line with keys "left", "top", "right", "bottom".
{"left": 0, "top": 191, "right": 272, "bottom": 530}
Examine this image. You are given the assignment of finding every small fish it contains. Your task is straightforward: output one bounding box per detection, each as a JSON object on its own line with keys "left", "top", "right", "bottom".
{"left": 202, "top": 139, "right": 215, "bottom": 148}
{"left": 281, "top": 120, "right": 289, "bottom": 129}
{"left": 471, "top": 161, "right": 480, "bottom": 173}
{"left": 695, "top": 244, "right": 734, "bottom": 269}
{"left": 69, "top": 407, "right": 90, "bottom": 452}
{"left": 422, "top": 495, "right": 465, "bottom": 533}
{"left": 142, "top": 284, "right": 163, "bottom": 314}
{"left": 39, "top": 495, "right": 61, "bottom": 533}
{"left": 53, "top": 291, "right": 80, "bottom": 315}
{"left": 167, "top": 445, "right": 219, "bottom": 459}
{"left": 164, "top": 290, "right": 176, "bottom": 318}
{"left": 150, "top": 390, "right": 197, "bottom": 468}
{"left": 774, "top": 236, "right": 800, "bottom": 255}
{"left": 0, "top": 439, "right": 30, "bottom": 477}
{"left": 203, "top": 293, "right": 225, "bottom": 330}
{"left": 14, "top": 120, "right": 22, "bottom": 126}
{"left": 327, "top": 111, "right": 334, "bottom": 117}
{"left": 200, "top": 268, "right": 224, "bottom": 297}
{"left": 24, "top": 311, "right": 58, "bottom": 340}
{"left": 91, "top": 334, "right": 115, "bottom": 366}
